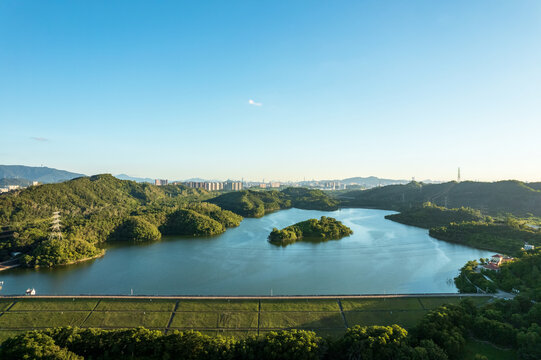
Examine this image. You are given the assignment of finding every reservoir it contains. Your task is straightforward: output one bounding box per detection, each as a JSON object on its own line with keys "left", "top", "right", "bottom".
{"left": 0, "top": 208, "right": 492, "bottom": 295}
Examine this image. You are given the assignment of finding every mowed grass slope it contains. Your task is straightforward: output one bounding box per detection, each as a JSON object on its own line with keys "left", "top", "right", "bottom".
{"left": 0, "top": 296, "right": 491, "bottom": 339}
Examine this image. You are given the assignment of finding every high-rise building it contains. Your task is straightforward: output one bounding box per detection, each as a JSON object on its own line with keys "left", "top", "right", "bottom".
{"left": 224, "top": 181, "right": 243, "bottom": 191}
{"left": 155, "top": 179, "right": 168, "bottom": 186}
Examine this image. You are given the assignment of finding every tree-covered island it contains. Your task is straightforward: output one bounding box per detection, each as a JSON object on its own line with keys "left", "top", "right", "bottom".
{"left": 268, "top": 216, "right": 353, "bottom": 245}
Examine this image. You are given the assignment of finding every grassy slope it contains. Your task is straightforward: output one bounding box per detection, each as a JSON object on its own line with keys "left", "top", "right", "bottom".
{"left": 0, "top": 296, "right": 490, "bottom": 340}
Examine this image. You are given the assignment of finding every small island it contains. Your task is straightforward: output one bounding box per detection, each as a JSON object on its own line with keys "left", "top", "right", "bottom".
{"left": 268, "top": 216, "right": 353, "bottom": 245}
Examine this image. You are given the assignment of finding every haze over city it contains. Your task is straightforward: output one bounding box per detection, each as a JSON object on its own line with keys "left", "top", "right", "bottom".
{"left": 1, "top": 0, "right": 540, "bottom": 182}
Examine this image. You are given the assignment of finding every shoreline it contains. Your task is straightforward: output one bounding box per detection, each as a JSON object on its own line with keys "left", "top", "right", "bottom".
{"left": 0, "top": 293, "right": 491, "bottom": 300}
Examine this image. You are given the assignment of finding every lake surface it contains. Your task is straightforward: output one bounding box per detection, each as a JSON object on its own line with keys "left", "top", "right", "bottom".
{"left": 0, "top": 208, "right": 492, "bottom": 295}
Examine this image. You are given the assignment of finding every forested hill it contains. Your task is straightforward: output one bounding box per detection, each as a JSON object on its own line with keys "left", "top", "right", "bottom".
{"left": 0, "top": 165, "right": 84, "bottom": 183}
{"left": 0, "top": 174, "right": 241, "bottom": 267}
{"left": 208, "top": 188, "right": 339, "bottom": 217}
{"left": 341, "top": 180, "right": 541, "bottom": 217}
{"left": 0, "top": 174, "right": 206, "bottom": 224}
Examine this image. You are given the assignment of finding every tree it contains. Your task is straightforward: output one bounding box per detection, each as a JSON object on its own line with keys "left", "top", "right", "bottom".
{"left": 0, "top": 331, "right": 82, "bottom": 360}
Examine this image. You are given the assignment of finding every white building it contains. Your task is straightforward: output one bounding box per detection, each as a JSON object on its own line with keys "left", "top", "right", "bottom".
{"left": 523, "top": 243, "right": 535, "bottom": 251}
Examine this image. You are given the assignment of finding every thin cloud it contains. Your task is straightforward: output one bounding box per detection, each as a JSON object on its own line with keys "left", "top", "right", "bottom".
{"left": 31, "top": 137, "right": 49, "bottom": 142}
{"left": 248, "top": 99, "right": 262, "bottom": 107}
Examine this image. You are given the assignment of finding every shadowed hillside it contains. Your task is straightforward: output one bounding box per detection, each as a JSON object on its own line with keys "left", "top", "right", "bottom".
{"left": 342, "top": 180, "right": 541, "bottom": 217}
{"left": 209, "top": 188, "right": 339, "bottom": 217}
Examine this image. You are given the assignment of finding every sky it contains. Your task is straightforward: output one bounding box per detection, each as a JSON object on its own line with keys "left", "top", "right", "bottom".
{"left": 1, "top": 1, "right": 540, "bottom": 182}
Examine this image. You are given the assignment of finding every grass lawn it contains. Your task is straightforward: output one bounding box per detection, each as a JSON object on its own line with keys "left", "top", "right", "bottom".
{"left": 261, "top": 299, "right": 340, "bottom": 312}
{"left": 345, "top": 310, "right": 428, "bottom": 329}
{"left": 419, "top": 296, "right": 491, "bottom": 310}
{"left": 96, "top": 299, "right": 176, "bottom": 311}
{"left": 340, "top": 298, "right": 424, "bottom": 311}
{"left": 0, "top": 300, "right": 13, "bottom": 311}
{"left": 9, "top": 299, "right": 99, "bottom": 311}
{"left": 0, "top": 297, "right": 484, "bottom": 338}
{"left": 260, "top": 311, "right": 345, "bottom": 329}
{"left": 177, "top": 300, "right": 258, "bottom": 312}
{"left": 83, "top": 311, "right": 171, "bottom": 328}
{"left": 0, "top": 330, "right": 26, "bottom": 343}
{"left": 171, "top": 311, "right": 258, "bottom": 329}
{"left": 461, "top": 339, "right": 517, "bottom": 360}
{"left": 0, "top": 311, "right": 90, "bottom": 328}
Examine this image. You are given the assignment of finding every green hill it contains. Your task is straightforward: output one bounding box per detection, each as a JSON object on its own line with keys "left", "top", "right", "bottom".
{"left": 342, "top": 180, "right": 541, "bottom": 217}
{"left": 209, "top": 188, "right": 339, "bottom": 217}
{"left": 429, "top": 221, "right": 541, "bottom": 255}
{"left": 385, "top": 203, "right": 486, "bottom": 229}
{"left": 0, "top": 174, "right": 238, "bottom": 267}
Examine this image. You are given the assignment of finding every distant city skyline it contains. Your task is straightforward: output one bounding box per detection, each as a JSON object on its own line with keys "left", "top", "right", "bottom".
{"left": 1, "top": 1, "right": 540, "bottom": 182}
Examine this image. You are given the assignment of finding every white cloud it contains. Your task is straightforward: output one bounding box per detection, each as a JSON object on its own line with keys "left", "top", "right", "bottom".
{"left": 248, "top": 99, "right": 262, "bottom": 106}
{"left": 31, "top": 137, "right": 48, "bottom": 142}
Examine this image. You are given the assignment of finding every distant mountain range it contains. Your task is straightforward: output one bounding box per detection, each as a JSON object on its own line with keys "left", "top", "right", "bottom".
{"left": 338, "top": 176, "right": 410, "bottom": 186}
{"left": 299, "top": 176, "right": 441, "bottom": 188}
{"left": 0, "top": 165, "right": 85, "bottom": 184}
{"left": 114, "top": 174, "right": 154, "bottom": 183}
{"left": 0, "top": 165, "right": 442, "bottom": 188}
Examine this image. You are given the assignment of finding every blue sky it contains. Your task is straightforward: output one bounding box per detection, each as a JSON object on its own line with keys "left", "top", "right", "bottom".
{"left": 1, "top": 1, "right": 540, "bottom": 182}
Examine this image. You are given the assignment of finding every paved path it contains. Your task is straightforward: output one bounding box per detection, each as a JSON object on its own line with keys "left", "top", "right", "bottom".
{"left": 0, "top": 293, "right": 492, "bottom": 300}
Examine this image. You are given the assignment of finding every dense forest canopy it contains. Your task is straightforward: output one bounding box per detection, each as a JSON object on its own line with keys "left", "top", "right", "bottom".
{"left": 209, "top": 188, "right": 339, "bottom": 217}
{"left": 385, "top": 202, "right": 486, "bottom": 229}
{"left": 268, "top": 216, "right": 353, "bottom": 245}
{"left": 429, "top": 221, "right": 541, "bottom": 255}
{"left": 384, "top": 203, "right": 541, "bottom": 255}
{"left": 451, "top": 249, "right": 541, "bottom": 358}
{"left": 0, "top": 175, "right": 227, "bottom": 266}
{"left": 342, "top": 180, "right": 541, "bottom": 217}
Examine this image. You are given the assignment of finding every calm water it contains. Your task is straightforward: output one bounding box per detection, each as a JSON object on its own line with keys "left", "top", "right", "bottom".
{"left": 0, "top": 208, "right": 492, "bottom": 295}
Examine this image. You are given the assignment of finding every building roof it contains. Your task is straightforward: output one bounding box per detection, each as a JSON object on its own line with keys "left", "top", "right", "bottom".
{"left": 483, "top": 263, "right": 500, "bottom": 271}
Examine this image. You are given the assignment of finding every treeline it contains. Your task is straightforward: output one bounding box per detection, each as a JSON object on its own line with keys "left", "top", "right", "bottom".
{"left": 456, "top": 249, "right": 541, "bottom": 301}
{"left": 0, "top": 174, "right": 241, "bottom": 267}
{"left": 384, "top": 203, "right": 541, "bottom": 255}
{"left": 209, "top": 188, "right": 339, "bottom": 218}
{"left": 385, "top": 202, "right": 485, "bottom": 229}
{"left": 452, "top": 249, "right": 541, "bottom": 358}
{"left": 342, "top": 180, "right": 541, "bottom": 217}
{"left": 454, "top": 260, "right": 498, "bottom": 294}
{"left": 268, "top": 216, "right": 353, "bottom": 245}
{"left": 430, "top": 221, "right": 541, "bottom": 255}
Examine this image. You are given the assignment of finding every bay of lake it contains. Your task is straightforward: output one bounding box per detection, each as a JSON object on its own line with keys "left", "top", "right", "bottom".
{"left": 0, "top": 208, "right": 492, "bottom": 295}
